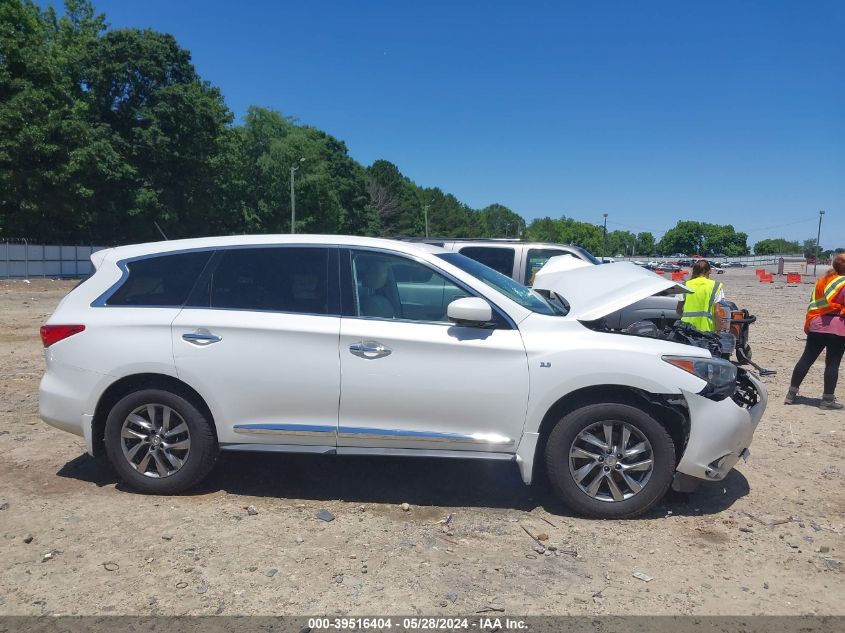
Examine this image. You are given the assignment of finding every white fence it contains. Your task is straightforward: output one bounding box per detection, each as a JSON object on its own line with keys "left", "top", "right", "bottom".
{"left": 0, "top": 241, "right": 106, "bottom": 279}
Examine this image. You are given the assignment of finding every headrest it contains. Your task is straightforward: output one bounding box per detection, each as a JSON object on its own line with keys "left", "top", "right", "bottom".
{"left": 360, "top": 259, "right": 389, "bottom": 289}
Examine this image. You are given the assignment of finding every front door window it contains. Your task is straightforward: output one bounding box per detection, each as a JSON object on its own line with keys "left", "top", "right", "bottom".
{"left": 351, "top": 251, "right": 470, "bottom": 322}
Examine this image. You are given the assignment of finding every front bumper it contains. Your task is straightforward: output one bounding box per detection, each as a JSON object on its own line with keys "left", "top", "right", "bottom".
{"left": 676, "top": 371, "right": 767, "bottom": 481}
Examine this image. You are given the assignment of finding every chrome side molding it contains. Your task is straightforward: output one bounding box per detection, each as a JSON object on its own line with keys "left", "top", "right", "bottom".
{"left": 338, "top": 426, "right": 514, "bottom": 445}
{"left": 233, "top": 423, "right": 335, "bottom": 437}
{"left": 220, "top": 443, "right": 336, "bottom": 454}
{"left": 230, "top": 424, "right": 514, "bottom": 445}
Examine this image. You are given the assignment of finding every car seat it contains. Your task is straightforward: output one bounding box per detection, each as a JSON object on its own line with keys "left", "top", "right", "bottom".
{"left": 357, "top": 257, "right": 401, "bottom": 318}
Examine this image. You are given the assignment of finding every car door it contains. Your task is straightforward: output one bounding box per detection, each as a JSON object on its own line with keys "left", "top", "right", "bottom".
{"left": 171, "top": 246, "right": 341, "bottom": 448}
{"left": 337, "top": 248, "right": 529, "bottom": 454}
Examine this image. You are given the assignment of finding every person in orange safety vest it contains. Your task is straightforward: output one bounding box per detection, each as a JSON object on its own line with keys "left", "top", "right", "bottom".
{"left": 785, "top": 253, "right": 845, "bottom": 409}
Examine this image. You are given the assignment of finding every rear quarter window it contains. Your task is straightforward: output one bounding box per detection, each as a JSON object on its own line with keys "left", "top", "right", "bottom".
{"left": 105, "top": 252, "right": 212, "bottom": 307}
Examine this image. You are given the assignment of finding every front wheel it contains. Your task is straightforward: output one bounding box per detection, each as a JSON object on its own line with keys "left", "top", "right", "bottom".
{"left": 104, "top": 388, "right": 218, "bottom": 494}
{"left": 545, "top": 402, "right": 676, "bottom": 519}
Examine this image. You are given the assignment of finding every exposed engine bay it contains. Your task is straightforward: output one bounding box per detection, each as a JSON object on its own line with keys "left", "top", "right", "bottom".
{"left": 533, "top": 261, "right": 773, "bottom": 408}
{"left": 583, "top": 299, "right": 777, "bottom": 389}
{"left": 598, "top": 302, "right": 768, "bottom": 363}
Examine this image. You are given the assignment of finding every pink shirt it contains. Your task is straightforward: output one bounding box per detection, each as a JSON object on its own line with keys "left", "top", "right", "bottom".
{"left": 809, "top": 285, "right": 845, "bottom": 337}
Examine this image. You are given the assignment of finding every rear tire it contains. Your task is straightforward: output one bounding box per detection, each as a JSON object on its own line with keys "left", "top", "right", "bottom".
{"left": 545, "top": 402, "right": 675, "bottom": 519}
{"left": 104, "top": 388, "right": 218, "bottom": 494}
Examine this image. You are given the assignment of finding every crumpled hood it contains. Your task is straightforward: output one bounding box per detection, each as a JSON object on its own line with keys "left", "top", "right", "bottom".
{"left": 533, "top": 259, "right": 689, "bottom": 322}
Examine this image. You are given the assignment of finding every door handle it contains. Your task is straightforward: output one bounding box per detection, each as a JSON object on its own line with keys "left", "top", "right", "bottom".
{"left": 182, "top": 330, "right": 222, "bottom": 346}
{"left": 349, "top": 341, "right": 392, "bottom": 359}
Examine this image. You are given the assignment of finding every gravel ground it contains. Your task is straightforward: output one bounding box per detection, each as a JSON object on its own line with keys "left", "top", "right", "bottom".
{"left": 0, "top": 268, "right": 842, "bottom": 616}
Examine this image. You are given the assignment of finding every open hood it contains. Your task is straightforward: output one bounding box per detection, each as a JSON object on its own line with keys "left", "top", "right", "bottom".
{"left": 533, "top": 259, "right": 689, "bottom": 322}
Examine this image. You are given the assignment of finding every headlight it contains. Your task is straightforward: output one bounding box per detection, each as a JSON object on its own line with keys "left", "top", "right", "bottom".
{"left": 662, "top": 355, "right": 737, "bottom": 401}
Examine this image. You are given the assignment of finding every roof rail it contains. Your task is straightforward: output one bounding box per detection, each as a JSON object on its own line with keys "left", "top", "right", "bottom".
{"left": 392, "top": 236, "right": 526, "bottom": 243}
{"left": 391, "top": 236, "right": 596, "bottom": 252}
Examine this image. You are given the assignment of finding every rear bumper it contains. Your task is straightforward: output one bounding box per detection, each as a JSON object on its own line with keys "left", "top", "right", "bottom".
{"left": 38, "top": 360, "right": 105, "bottom": 454}
{"left": 676, "top": 372, "right": 767, "bottom": 481}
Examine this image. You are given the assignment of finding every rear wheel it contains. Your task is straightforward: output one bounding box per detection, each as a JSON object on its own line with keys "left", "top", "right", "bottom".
{"left": 104, "top": 389, "right": 217, "bottom": 494}
{"left": 545, "top": 402, "right": 675, "bottom": 519}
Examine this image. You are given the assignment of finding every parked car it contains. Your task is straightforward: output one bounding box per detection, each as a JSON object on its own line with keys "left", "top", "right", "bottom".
{"left": 415, "top": 239, "right": 681, "bottom": 329}
{"left": 657, "top": 263, "right": 682, "bottom": 272}
{"left": 39, "top": 235, "right": 767, "bottom": 518}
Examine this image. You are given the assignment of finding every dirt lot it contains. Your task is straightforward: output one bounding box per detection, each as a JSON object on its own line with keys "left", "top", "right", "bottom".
{"left": 0, "top": 268, "right": 843, "bottom": 616}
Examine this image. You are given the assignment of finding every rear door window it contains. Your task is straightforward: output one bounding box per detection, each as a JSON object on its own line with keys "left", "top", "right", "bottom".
{"left": 106, "top": 251, "right": 212, "bottom": 307}
{"left": 458, "top": 246, "right": 516, "bottom": 277}
{"left": 192, "top": 247, "right": 332, "bottom": 314}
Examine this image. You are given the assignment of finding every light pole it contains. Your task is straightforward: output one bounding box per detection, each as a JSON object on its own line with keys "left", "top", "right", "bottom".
{"left": 290, "top": 157, "right": 305, "bottom": 234}
{"left": 602, "top": 213, "right": 608, "bottom": 257}
{"left": 423, "top": 199, "right": 433, "bottom": 238}
{"left": 814, "top": 208, "right": 825, "bottom": 275}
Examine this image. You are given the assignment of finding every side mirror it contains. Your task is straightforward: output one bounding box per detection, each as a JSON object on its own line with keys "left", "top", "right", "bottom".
{"left": 447, "top": 297, "right": 492, "bottom": 326}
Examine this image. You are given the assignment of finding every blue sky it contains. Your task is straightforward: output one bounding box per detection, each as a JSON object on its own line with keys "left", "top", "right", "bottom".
{"left": 66, "top": 1, "right": 844, "bottom": 247}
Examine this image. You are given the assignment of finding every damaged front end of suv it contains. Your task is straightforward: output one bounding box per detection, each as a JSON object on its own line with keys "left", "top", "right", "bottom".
{"left": 532, "top": 260, "right": 769, "bottom": 494}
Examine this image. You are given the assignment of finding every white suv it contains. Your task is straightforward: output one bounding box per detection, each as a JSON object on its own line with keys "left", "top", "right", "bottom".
{"left": 38, "top": 235, "right": 767, "bottom": 518}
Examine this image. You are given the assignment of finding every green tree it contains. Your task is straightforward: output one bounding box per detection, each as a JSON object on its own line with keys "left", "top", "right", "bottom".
{"left": 1, "top": 0, "right": 531, "bottom": 244}
{"left": 607, "top": 230, "right": 636, "bottom": 257}
{"left": 525, "top": 216, "right": 604, "bottom": 255}
{"left": 703, "top": 224, "right": 748, "bottom": 256}
{"left": 421, "top": 187, "right": 473, "bottom": 237}
{"left": 635, "top": 231, "right": 655, "bottom": 256}
{"left": 0, "top": 0, "right": 106, "bottom": 240}
{"left": 753, "top": 238, "right": 802, "bottom": 255}
{"left": 657, "top": 221, "right": 706, "bottom": 255}
{"left": 524, "top": 216, "right": 559, "bottom": 242}
{"left": 657, "top": 221, "right": 748, "bottom": 256}
{"left": 476, "top": 204, "right": 524, "bottom": 238}
{"left": 79, "top": 27, "right": 232, "bottom": 240}
{"left": 803, "top": 238, "right": 821, "bottom": 259}
{"left": 366, "top": 159, "right": 423, "bottom": 236}
{"left": 223, "top": 107, "right": 370, "bottom": 235}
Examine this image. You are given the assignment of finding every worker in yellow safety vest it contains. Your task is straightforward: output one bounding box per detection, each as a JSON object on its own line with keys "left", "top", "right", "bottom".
{"left": 677, "top": 260, "right": 724, "bottom": 332}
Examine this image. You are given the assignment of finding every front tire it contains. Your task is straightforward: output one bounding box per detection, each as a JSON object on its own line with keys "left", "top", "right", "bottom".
{"left": 545, "top": 402, "right": 675, "bottom": 519}
{"left": 104, "top": 388, "right": 218, "bottom": 494}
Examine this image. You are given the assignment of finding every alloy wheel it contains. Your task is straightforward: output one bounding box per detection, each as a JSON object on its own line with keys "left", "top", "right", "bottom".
{"left": 568, "top": 420, "right": 654, "bottom": 502}
{"left": 120, "top": 404, "right": 191, "bottom": 478}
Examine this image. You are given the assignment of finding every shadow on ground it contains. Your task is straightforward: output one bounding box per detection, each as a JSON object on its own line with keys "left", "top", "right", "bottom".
{"left": 57, "top": 451, "right": 750, "bottom": 519}
{"left": 788, "top": 396, "right": 828, "bottom": 408}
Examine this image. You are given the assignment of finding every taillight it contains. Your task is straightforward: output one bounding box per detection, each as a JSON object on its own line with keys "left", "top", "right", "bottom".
{"left": 40, "top": 325, "right": 85, "bottom": 348}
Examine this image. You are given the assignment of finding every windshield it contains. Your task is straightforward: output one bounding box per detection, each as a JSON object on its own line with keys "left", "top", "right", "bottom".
{"left": 570, "top": 245, "right": 601, "bottom": 265}
{"left": 437, "top": 253, "right": 561, "bottom": 315}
